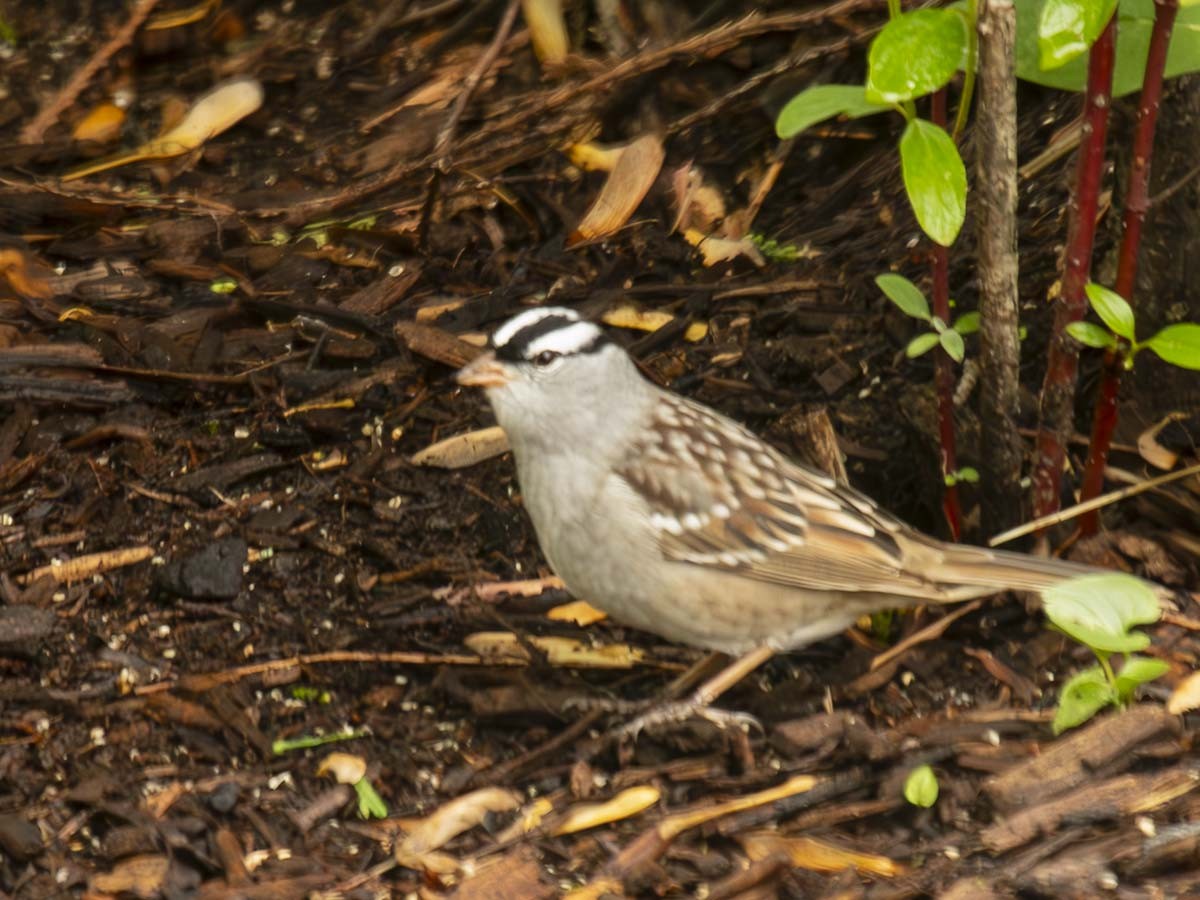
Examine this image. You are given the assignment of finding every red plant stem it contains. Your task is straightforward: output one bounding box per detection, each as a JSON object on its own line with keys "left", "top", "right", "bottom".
{"left": 1078, "top": 0, "right": 1179, "bottom": 535}
{"left": 930, "top": 88, "right": 962, "bottom": 540}
{"left": 1031, "top": 15, "right": 1116, "bottom": 520}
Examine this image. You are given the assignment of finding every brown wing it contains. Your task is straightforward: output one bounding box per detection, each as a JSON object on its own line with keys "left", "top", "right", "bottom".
{"left": 617, "top": 394, "right": 957, "bottom": 599}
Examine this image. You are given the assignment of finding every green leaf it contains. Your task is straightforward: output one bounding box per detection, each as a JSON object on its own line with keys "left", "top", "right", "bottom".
{"left": 1084, "top": 282, "right": 1136, "bottom": 341}
{"left": 904, "top": 764, "right": 939, "bottom": 808}
{"left": 1066, "top": 321, "right": 1118, "bottom": 349}
{"left": 1114, "top": 655, "right": 1169, "bottom": 701}
{"left": 1043, "top": 573, "right": 1162, "bottom": 653}
{"left": 1038, "top": 0, "right": 1118, "bottom": 70}
{"left": 776, "top": 84, "right": 893, "bottom": 138}
{"left": 1144, "top": 323, "right": 1200, "bottom": 370}
{"left": 899, "top": 119, "right": 967, "bottom": 247}
{"left": 1014, "top": 0, "right": 1200, "bottom": 97}
{"left": 1053, "top": 666, "right": 1116, "bottom": 734}
{"left": 876, "top": 273, "right": 931, "bottom": 320}
{"left": 867, "top": 9, "right": 969, "bottom": 103}
{"left": 354, "top": 778, "right": 389, "bottom": 819}
{"left": 956, "top": 466, "right": 980, "bottom": 483}
{"left": 952, "top": 311, "right": 980, "bottom": 335}
{"left": 906, "top": 332, "right": 941, "bottom": 358}
{"left": 940, "top": 328, "right": 965, "bottom": 362}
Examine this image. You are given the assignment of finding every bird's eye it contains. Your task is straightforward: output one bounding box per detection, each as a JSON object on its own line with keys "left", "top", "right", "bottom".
{"left": 533, "top": 350, "right": 560, "bottom": 367}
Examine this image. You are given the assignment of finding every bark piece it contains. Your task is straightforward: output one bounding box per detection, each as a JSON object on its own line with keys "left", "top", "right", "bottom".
{"left": 983, "top": 704, "right": 1176, "bottom": 811}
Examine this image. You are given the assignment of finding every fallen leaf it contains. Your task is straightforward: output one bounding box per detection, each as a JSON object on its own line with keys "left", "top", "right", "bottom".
{"left": 464, "top": 632, "right": 644, "bottom": 668}
{"left": 411, "top": 426, "right": 509, "bottom": 468}
{"left": 396, "top": 787, "right": 521, "bottom": 872}
{"left": 553, "top": 786, "right": 660, "bottom": 835}
{"left": 670, "top": 163, "right": 727, "bottom": 235}
{"left": 741, "top": 832, "right": 906, "bottom": 877}
{"left": 522, "top": 0, "right": 568, "bottom": 64}
{"left": 72, "top": 103, "right": 125, "bottom": 143}
{"left": 546, "top": 600, "right": 608, "bottom": 626}
{"left": 1167, "top": 669, "right": 1200, "bottom": 715}
{"left": 91, "top": 854, "right": 170, "bottom": 895}
{"left": 600, "top": 303, "right": 707, "bottom": 342}
{"left": 569, "top": 134, "right": 665, "bottom": 245}
{"left": 1137, "top": 412, "right": 1188, "bottom": 471}
{"left": 62, "top": 77, "right": 264, "bottom": 181}
{"left": 683, "top": 230, "right": 766, "bottom": 267}
{"left": 318, "top": 752, "right": 367, "bottom": 784}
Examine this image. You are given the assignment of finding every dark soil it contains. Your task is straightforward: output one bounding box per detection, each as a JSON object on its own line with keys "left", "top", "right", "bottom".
{"left": 1, "top": 2, "right": 1198, "bottom": 898}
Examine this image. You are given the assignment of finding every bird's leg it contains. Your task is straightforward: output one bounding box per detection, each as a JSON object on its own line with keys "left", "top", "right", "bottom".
{"left": 618, "top": 645, "right": 776, "bottom": 738}
{"left": 662, "top": 651, "right": 731, "bottom": 699}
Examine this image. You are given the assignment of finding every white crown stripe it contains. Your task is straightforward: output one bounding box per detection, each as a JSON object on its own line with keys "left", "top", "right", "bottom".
{"left": 523, "top": 321, "right": 605, "bottom": 358}
{"left": 492, "top": 306, "right": 581, "bottom": 348}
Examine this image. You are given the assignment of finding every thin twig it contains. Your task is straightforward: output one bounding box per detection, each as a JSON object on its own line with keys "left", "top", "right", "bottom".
{"left": 989, "top": 460, "right": 1200, "bottom": 547}
{"left": 419, "top": 0, "right": 521, "bottom": 248}
{"left": 20, "top": 0, "right": 162, "bottom": 144}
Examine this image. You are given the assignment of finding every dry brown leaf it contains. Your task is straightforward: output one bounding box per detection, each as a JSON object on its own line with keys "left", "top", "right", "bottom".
{"left": 566, "top": 142, "right": 624, "bottom": 172}
{"left": 463, "top": 632, "right": 644, "bottom": 668}
{"left": 396, "top": 787, "right": 521, "bottom": 872}
{"left": 1138, "top": 412, "right": 1188, "bottom": 471}
{"left": 72, "top": 103, "right": 126, "bottom": 143}
{"left": 0, "top": 248, "right": 55, "bottom": 300}
{"left": 553, "top": 785, "right": 660, "bottom": 835}
{"left": 522, "top": 0, "right": 568, "bottom": 64}
{"left": 62, "top": 77, "right": 263, "bottom": 181}
{"left": 317, "top": 752, "right": 367, "bottom": 785}
{"left": 90, "top": 854, "right": 170, "bottom": 895}
{"left": 546, "top": 600, "right": 608, "bottom": 626}
{"left": 600, "top": 303, "right": 708, "bottom": 342}
{"left": 670, "top": 163, "right": 727, "bottom": 235}
{"left": 1167, "top": 669, "right": 1200, "bottom": 715}
{"left": 741, "top": 832, "right": 906, "bottom": 877}
{"left": 683, "top": 230, "right": 766, "bottom": 268}
{"left": 411, "top": 426, "right": 509, "bottom": 469}
{"left": 569, "top": 134, "right": 665, "bottom": 245}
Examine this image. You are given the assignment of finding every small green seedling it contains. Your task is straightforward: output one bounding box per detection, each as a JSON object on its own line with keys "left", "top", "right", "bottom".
{"left": 352, "top": 776, "right": 389, "bottom": 819}
{"left": 876, "top": 273, "right": 979, "bottom": 363}
{"left": 904, "top": 764, "right": 939, "bottom": 808}
{"left": 1067, "top": 283, "right": 1200, "bottom": 371}
{"left": 943, "top": 466, "right": 979, "bottom": 488}
{"left": 316, "top": 751, "right": 390, "bottom": 820}
{"left": 272, "top": 727, "right": 364, "bottom": 755}
{"left": 1043, "top": 573, "right": 1168, "bottom": 734}
{"left": 746, "top": 233, "right": 807, "bottom": 263}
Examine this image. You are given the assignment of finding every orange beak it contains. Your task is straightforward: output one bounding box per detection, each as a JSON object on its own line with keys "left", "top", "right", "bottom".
{"left": 456, "top": 351, "right": 511, "bottom": 389}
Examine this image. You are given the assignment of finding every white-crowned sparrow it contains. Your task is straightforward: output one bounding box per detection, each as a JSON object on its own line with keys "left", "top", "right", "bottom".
{"left": 456, "top": 306, "right": 1099, "bottom": 729}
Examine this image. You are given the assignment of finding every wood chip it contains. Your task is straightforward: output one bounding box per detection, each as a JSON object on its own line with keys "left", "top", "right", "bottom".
{"left": 983, "top": 704, "right": 1177, "bottom": 811}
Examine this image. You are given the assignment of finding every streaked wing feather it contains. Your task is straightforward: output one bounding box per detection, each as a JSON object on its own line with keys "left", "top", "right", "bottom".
{"left": 617, "top": 395, "right": 946, "bottom": 595}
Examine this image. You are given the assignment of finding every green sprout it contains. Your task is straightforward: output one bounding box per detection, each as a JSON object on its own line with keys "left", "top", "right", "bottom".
{"left": 353, "top": 777, "right": 389, "bottom": 819}
{"left": 1043, "top": 573, "right": 1169, "bottom": 734}
{"left": 746, "top": 233, "right": 807, "bottom": 263}
{"left": 272, "top": 727, "right": 364, "bottom": 755}
{"left": 1066, "top": 283, "right": 1200, "bottom": 371}
{"left": 904, "top": 764, "right": 939, "bottom": 808}
{"left": 876, "top": 273, "right": 979, "bottom": 364}
{"left": 943, "top": 467, "right": 979, "bottom": 488}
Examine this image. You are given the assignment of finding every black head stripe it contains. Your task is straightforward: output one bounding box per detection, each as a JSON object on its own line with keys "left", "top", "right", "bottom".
{"left": 493, "top": 315, "right": 612, "bottom": 363}
{"left": 494, "top": 314, "right": 580, "bottom": 362}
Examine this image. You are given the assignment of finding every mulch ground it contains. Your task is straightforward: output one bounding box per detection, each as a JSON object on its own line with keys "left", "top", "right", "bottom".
{"left": 1, "top": 1, "right": 1198, "bottom": 897}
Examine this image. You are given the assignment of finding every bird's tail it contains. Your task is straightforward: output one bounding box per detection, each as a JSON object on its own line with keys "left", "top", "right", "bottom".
{"left": 927, "top": 541, "right": 1107, "bottom": 600}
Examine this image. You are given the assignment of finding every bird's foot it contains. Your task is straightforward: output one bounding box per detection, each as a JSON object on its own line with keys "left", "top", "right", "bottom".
{"left": 616, "top": 698, "right": 762, "bottom": 741}
{"left": 562, "top": 696, "right": 648, "bottom": 716}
